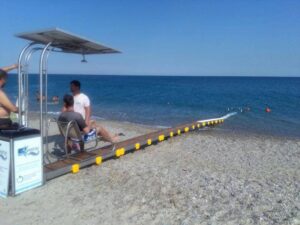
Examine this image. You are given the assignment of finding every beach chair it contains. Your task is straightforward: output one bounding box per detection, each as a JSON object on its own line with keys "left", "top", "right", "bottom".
{"left": 56, "top": 119, "right": 101, "bottom": 157}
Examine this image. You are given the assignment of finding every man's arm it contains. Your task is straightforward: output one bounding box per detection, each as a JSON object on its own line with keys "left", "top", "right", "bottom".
{"left": 84, "top": 106, "right": 91, "bottom": 125}
{"left": 76, "top": 114, "right": 90, "bottom": 134}
{"left": 82, "top": 126, "right": 90, "bottom": 134}
{"left": 1, "top": 64, "right": 18, "bottom": 72}
{"left": 0, "top": 91, "right": 18, "bottom": 113}
{"left": 83, "top": 95, "right": 91, "bottom": 125}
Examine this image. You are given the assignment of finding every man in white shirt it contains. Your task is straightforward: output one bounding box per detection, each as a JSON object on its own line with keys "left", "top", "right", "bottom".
{"left": 69, "top": 80, "right": 91, "bottom": 126}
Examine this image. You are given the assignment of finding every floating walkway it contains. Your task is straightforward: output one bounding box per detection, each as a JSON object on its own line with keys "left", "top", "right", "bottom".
{"left": 44, "top": 116, "right": 226, "bottom": 181}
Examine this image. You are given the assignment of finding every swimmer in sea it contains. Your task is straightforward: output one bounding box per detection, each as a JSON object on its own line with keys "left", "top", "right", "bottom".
{"left": 52, "top": 96, "right": 59, "bottom": 104}
{"left": 36, "top": 91, "right": 45, "bottom": 101}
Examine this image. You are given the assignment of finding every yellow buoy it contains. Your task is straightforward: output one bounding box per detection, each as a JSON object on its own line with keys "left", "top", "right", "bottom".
{"left": 158, "top": 134, "right": 165, "bottom": 141}
{"left": 177, "top": 129, "right": 181, "bottom": 135}
{"left": 135, "top": 143, "right": 140, "bottom": 150}
{"left": 202, "top": 122, "right": 206, "bottom": 126}
{"left": 95, "top": 156, "right": 102, "bottom": 165}
{"left": 147, "top": 139, "right": 152, "bottom": 145}
{"left": 170, "top": 131, "right": 174, "bottom": 137}
{"left": 116, "top": 148, "right": 125, "bottom": 157}
{"left": 192, "top": 125, "right": 195, "bottom": 130}
{"left": 184, "top": 127, "right": 189, "bottom": 132}
{"left": 71, "top": 164, "right": 80, "bottom": 174}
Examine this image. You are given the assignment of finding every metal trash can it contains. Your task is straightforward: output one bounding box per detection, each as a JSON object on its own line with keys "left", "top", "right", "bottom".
{"left": 0, "top": 128, "right": 42, "bottom": 198}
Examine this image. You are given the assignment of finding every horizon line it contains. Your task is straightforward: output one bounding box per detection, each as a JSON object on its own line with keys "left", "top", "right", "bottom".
{"left": 9, "top": 73, "right": 300, "bottom": 78}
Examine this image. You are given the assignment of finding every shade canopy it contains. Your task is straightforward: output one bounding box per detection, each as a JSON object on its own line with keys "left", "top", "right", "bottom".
{"left": 15, "top": 28, "right": 120, "bottom": 54}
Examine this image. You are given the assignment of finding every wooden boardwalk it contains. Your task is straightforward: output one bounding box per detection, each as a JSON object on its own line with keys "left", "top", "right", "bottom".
{"left": 44, "top": 118, "right": 225, "bottom": 181}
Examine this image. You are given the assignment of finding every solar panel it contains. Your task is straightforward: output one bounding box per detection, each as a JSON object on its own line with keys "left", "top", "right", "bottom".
{"left": 15, "top": 28, "right": 121, "bottom": 54}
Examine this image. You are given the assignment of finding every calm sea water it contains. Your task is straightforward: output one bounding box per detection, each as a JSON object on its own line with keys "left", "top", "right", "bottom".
{"left": 5, "top": 74, "right": 300, "bottom": 138}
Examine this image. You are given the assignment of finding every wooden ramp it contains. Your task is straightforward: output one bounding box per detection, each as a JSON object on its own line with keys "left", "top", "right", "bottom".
{"left": 44, "top": 118, "right": 225, "bottom": 181}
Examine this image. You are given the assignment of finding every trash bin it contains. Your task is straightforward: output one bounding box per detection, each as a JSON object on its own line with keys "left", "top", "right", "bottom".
{"left": 0, "top": 128, "right": 42, "bottom": 198}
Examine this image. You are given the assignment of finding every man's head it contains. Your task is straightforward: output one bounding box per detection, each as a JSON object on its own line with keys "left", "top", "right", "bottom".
{"left": 0, "top": 69, "right": 8, "bottom": 88}
{"left": 70, "top": 80, "right": 81, "bottom": 94}
{"left": 63, "top": 94, "right": 74, "bottom": 108}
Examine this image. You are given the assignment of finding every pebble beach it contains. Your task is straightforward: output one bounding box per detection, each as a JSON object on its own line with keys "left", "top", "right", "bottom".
{"left": 0, "top": 118, "right": 299, "bottom": 225}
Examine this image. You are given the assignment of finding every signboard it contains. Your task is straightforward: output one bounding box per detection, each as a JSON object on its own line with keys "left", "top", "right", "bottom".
{"left": 0, "top": 140, "right": 10, "bottom": 198}
{"left": 13, "top": 136, "right": 42, "bottom": 195}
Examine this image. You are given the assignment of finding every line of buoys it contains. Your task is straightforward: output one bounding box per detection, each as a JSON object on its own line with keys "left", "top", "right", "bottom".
{"left": 66, "top": 119, "right": 226, "bottom": 175}
{"left": 226, "top": 106, "right": 274, "bottom": 113}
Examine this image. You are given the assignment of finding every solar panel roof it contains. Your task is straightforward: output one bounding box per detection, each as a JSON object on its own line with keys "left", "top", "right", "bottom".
{"left": 16, "top": 28, "right": 121, "bottom": 54}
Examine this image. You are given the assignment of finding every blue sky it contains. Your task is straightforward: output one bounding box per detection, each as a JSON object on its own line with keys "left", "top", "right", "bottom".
{"left": 1, "top": 0, "right": 300, "bottom": 76}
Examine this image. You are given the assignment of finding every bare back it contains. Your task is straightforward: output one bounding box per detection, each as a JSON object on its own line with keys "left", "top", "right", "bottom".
{"left": 0, "top": 89, "right": 16, "bottom": 118}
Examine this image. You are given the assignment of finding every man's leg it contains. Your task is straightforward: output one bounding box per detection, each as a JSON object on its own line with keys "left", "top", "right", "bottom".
{"left": 95, "top": 125, "right": 119, "bottom": 143}
{"left": 89, "top": 120, "right": 96, "bottom": 127}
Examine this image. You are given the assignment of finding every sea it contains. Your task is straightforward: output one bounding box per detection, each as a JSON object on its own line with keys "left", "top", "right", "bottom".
{"left": 5, "top": 74, "right": 300, "bottom": 138}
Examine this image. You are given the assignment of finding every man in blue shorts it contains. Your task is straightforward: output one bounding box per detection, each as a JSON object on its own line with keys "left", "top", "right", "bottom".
{"left": 58, "top": 94, "right": 119, "bottom": 143}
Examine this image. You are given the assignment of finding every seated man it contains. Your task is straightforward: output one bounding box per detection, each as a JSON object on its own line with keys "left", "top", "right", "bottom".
{"left": 0, "top": 64, "right": 20, "bottom": 129}
{"left": 58, "top": 94, "right": 119, "bottom": 144}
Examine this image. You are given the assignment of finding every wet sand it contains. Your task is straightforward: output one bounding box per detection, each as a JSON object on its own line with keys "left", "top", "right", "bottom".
{"left": 0, "top": 118, "right": 299, "bottom": 225}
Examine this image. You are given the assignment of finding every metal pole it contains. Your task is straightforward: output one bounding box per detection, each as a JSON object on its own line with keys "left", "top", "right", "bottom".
{"left": 39, "top": 43, "right": 52, "bottom": 185}
{"left": 17, "top": 42, "right": 37, "bottom": 125}
{"left": 43, "top": 49, "right": 52, "bottom": 155}
{"left": 23, "top": 47, "right": 41, "bottom": 126}
{"left": 10, "top": 139, "right": 15, "bottom": 196}
{"left": 39, "top": 43, "right": 52, "bottom": 139}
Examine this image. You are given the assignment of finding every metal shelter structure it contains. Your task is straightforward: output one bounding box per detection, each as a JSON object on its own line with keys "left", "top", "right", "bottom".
{"left": 15, "top": 28, "right": 120, "bottom": 158}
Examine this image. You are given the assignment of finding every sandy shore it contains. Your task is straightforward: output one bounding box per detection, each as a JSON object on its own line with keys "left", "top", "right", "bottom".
{"left": 0, "top": 118, "right": 299, "bottom": 225}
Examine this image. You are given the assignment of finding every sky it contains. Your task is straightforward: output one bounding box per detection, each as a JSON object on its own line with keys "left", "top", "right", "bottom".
{"left": 1, "top": 0, "right": 300, "bottom": 76}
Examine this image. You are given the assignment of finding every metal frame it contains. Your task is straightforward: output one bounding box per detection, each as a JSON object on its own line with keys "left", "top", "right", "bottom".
{"left": 39, "top": 43, "right": 52, "bottom": 156}
{"left": 17, "top": 43, "right": 75, "bottom": 164}
{"left": 16, "top": 28, "right": 121, "bottom": 168}
{"left": 17, "top": 43, "right": 106, "bottom": 167}
{"left": 10, "top": 138, "right": 15, "bottom": 196}
{"left": 18, "top": 42, "right": 37, "bottom": 126}
{"left": 57, "top": 120, "right": 100, "bottom": 157}
{"left": 17, "top": 42, "right": 53, "bottom": 186}
{"left": 18, "top": 44, "right": 46, "bottom": 127}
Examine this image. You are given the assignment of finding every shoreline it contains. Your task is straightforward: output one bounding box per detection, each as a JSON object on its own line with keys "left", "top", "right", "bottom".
{"left": 27, "top": 111, "right": 300, "bottom": 141}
